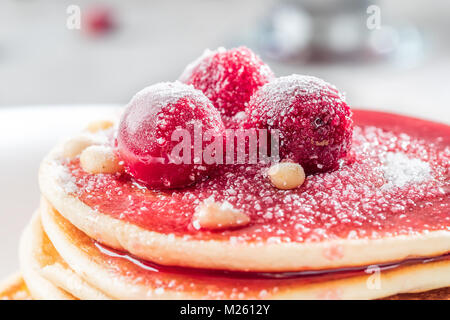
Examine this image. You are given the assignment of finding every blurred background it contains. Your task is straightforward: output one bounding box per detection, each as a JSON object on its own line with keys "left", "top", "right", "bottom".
{"left": 0, "top": 0, "right": 449, "bottom": 278}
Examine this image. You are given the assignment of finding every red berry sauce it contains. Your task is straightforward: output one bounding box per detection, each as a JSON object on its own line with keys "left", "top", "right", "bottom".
{"left": 65, "top": 110, "right": 449, "bottom": 243}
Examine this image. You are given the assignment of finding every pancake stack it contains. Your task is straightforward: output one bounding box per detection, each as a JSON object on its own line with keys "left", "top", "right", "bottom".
{"left": 1, "top": 108, "right": 449, "bottom": 300}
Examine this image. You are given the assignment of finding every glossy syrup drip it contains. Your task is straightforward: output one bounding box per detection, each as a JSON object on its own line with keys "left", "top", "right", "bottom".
{"left": 95, "top": 242, "right": 450, "bottom": 281}
{"left": 66, "top": 110, "right": 450, "bottom": 243}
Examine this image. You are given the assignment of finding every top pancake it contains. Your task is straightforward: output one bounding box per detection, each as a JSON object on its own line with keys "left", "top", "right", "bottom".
{"left": 39, "top": 110, "right": 450, "bottom": 271}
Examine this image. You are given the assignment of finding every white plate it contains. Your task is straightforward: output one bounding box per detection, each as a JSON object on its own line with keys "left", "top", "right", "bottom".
{"left": 0, "top": 104, "right": 120, "bottom": 278}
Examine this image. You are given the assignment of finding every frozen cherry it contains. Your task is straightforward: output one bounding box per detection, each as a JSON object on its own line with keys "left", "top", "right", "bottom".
{"left": 117, "top": 82, "right": 225, "bottom": 189}
{"left": 179, "top": 46, "right": 274, "bottom": 124}
{"left": 245, "top": 75, "right": 353, "bottom": 173}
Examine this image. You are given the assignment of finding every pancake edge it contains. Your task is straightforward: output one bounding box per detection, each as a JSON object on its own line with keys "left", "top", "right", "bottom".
{"left": 0, "top": 273, "right": 32, "bottom": 300}
{"left": 19, "top": 212, "right": 75, "bottom": 300}
{"left": 40, "top": 200, "right": 450, "bottom": 300}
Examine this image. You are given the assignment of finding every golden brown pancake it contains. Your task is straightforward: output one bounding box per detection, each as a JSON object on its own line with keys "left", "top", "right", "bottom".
{"left": 385, "top": 287, "right": 450, "bottom": 300}
{"left": 0, "top": 273, "right": 32, "bottom": 300}
{"left": 19, "top": 211, "right": 108, "bottom": 300}
{"left": 3, "top": 272, "right": 447, "bottom": 300}
{"left": 36, "top": 199, "right": 450, "bottom": 300}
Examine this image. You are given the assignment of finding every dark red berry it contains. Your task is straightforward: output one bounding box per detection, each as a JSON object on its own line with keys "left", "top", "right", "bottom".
{"left": 179, "top": 47, "right": 274, "bottom": 125}
{"left": 117, "top": 82, "right": 225, "bottom": 189}
{"left": 245, "top": 75, "right": 353, "bottom": 173}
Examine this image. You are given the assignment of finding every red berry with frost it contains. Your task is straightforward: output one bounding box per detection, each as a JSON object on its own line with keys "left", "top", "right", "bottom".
{"left": 179, "top": 46, "right": 274, "bottom": 124}
{"left": 117, "top": 82, "right": 225, "bottom": 189}
{"left": 245, "top": 75, "right": 353, "bottom": 173}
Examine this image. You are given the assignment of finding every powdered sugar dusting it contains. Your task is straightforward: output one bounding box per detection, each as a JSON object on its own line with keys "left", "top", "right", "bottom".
{"left": 52, "top": 161, "right": 79, "bottom": 193}
{"left": 245, "top": 74, "right": 352, "bottom": 174}
{"left": 128, "top": 82, "right": 211, "bottom": 124}
{"left": 249, "top": 75, "right": 346, "bottom": 120}
{"left": 147, "top": 81, "right": 207, "bottom": 101}
{"left": 382, "top": 152, "right": 431, "bottom": 189}
{"left": 179, "top": 46, "right": 274, "bottom": 120}
{"left": 180, "top": 47, "right": 271, "bottom": 84}
{"left": 179, "top": 48, "right": 221, "bottom": 83}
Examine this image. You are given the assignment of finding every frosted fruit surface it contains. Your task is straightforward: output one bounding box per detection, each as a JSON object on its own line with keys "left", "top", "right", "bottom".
{"left": 117, "top": 82, "right": 225, "bottom": 189}
{"left": 180, "top": 47, "right": 274, "bottom": 124}
{"left": 245, "top": 75, "right": 353, "bottom": 174}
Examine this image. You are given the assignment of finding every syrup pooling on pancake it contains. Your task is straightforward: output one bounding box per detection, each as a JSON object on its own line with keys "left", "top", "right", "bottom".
{"left": 57, "top": 111, "right": 449, "bottom": 243}
{"left": 95, "top": 242, "right": 450, "bottom": 280}
{"left": 94, "top": 241, "right": 450, "bottom": 299}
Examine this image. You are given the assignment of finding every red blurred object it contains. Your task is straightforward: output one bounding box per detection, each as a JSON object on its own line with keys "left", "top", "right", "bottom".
{"left": 84, "top": 6, "right": 115, "bottom": 35}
